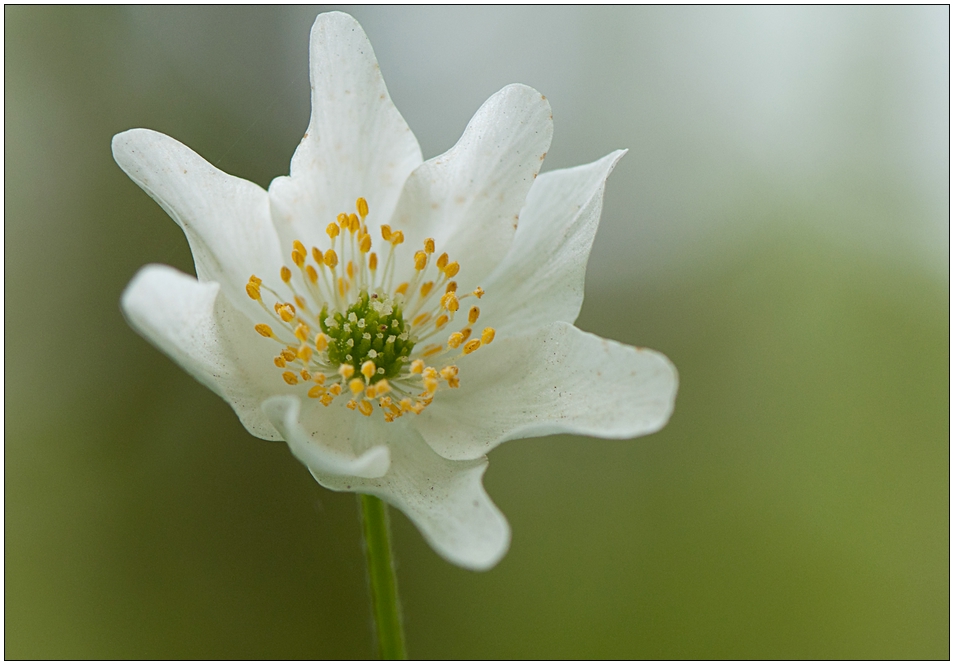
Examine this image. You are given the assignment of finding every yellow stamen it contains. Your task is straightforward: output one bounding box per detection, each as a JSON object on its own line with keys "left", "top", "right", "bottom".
{"left": 445, "top": 281, "right": 458, "bottom": 294}
{"left": 282, "top": 371, "right": 299, "bottom": 385}
{"left": 434, "top": 314, "right": 449, "bottom": 329}
{"left": 481, "top": 327, "right": 496, "bottom": 345}
{"left": 312, "top": 247, "right": 324, "bottom": 264}
{"left": 447, "top": 332, "right": 464, "bottom": 349}
{"left": 390, "top": 230, "right": 404, "bottom": 245}
{"left": 246, "top": 281, "right": 261, "bottom": 300}
{"left": 423, "top": 344, "right": 444, "bottom": 358}
{"left": 293, "top": 240, "right": 306, "bottom": 256}
{"left": 314, "top": 333, "right": 328, "bottom": 352}
{"left": 349, "top": 378, "right": 365, "bottom": 395}
{"left": 349, "top": 213, "right": 360, "bottom": 233}
{"left": 361, "top": 360, "right": 376, "bottom": 380}
{"left": 381, "top": 224, "right": 392, "bottom": 242}
{"left": 298, "top": 345, "right": 313, "bottom": 362}
{"left": 444, "top": 261, "right": 460, "bottom": 278}
{"left": 280, "top": 266, "right": 292, "bottom": 283}
{"left": 281, "top": 349, "right": 297, "bottom": 362}
{"left": 329, "top": 384, "right": 342, "bottom": 396}
{"left": 420, "top": 281, "right": 434, "bottom": 298}
{"left": 424, "top": 237, "right": 435, "bottom": 254}
{"left": 358, "top": 400, "right": 373, "bottom": 416}
{"left": 436, "top": 253, "right": 449, "bottom": 270}
{"left": 375, "top": 379, "right": 391, "bottom": 395}
{"left": 248, "top": 275, "right": 263, "bottom": 285}
{"left": 410, "top": 359, "right": 425, "bottom": 374}
{"left": 369, "top": 252, "right": 378, "bottom": 271}
{"left": 255, "top": 324, "right": 274, "bottom": 338}
{"left": 357, "top": 197, "right": 369, "bottom": 218}
{"left": 273, "top": 356, "right": 286, "bottom": 368}
{"left": 307, "top": 385, "right": 325, "bottom": 398}
{"left": 395, "top": 282, "right": 409, "bottom": 296}
{"left": 346, "top": 400, "right": 357, "bottom": 410}
{"left": 324, "top": 249, "right": 339, "bottom": 269}
{"left": 463, "top": 339, "right": 481, "bottom": 354}
{"left": 294, "top": 324, "right": 309, "bottom": 341}
{"left": 300, "top": 369, "right": 311, "bottom": 381}
{"left": 306, "top": 265, "right": 318, "bottom": 283}
{"left": 339, "top": 364, "right": 355, "bottom": 380}
{"left": 412, "top": 312, "right": 431, "bottom": 327}
{"left": 472, "top": 286, "right": 485, "bottom": 298}
{"left": 326, "top": 223, "right": 340, "bottom": 239}
{"left": 313, "top": 373, "right": 326, "bottom": 386}
{"left": 414, "top": 251, "right": 427, "bottom": 271}
{"left": 468, "top": 306, "right": 480, "bottom": 324}
{"left": 359, "top": 234, "right": 372, "bottom": 253}
{"left": 320, "top": 393, "right": 335, "bottom": 406}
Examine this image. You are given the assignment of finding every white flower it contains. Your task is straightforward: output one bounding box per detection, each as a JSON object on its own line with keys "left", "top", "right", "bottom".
{"left": 115, "top": 11, "right": 678, "bottom": 571}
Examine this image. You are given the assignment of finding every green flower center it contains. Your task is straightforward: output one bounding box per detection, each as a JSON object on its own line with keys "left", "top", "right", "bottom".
{"left": 320, "top": 291, "right": 415, "bottom": 382}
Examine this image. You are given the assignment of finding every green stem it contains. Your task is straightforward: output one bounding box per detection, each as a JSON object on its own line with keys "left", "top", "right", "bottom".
{"left": 359, "top": 494, "right": 407, "bottom": 660}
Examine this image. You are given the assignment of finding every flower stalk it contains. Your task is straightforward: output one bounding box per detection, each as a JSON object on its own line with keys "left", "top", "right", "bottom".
{"left": 359, "top": 494, "right": 407, "bottom": 659}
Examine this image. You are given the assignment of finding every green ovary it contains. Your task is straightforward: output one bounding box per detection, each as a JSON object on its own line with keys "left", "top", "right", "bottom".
{"left": 320, "top": 291, "right": 415, "bottom": 381}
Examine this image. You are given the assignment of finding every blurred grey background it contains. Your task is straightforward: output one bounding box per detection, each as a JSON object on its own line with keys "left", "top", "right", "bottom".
{"left": 6, "top": 6, "right": 948, "bottom": 658}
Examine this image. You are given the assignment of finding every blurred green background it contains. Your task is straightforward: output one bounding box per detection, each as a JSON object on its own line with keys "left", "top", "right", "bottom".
{"left": 5, "top": 6, "right": 948, "bottom": 659}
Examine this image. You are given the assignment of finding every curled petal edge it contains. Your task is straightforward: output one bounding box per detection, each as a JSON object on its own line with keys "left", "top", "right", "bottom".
{"left": 262, "top": 395, "right": 391, "bottom": 479}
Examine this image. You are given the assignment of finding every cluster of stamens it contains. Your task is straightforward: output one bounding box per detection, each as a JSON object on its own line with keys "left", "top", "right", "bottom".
{"left": 246, "top": 198, "right": 495, "bottom": 422}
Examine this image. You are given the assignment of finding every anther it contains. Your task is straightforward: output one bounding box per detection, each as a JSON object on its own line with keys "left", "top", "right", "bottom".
{"left": 314, "top": 333, "right": 328, "bottom": 352}
{"left": 337, "top": 213, "right": 349, "bottom": 229}
{"left": 300, "top": 369, "right": 311, "bottom": 381}
{"left": 410, "top": 359, "right": 424, "bottom": 374}
{"left": 326, "top": 223, "right": 340, "bottom": 239}
{"left": 306, "top": 265, "right": 318, "bottom": 283}
{"left": 375, "top": 379, "right": 391, "bottom": 395}
{"left": 443, "top": 293, "right": 459, "bottom": 312}
{"left": 346, "top": 400, "right": 357, "bottom": 410}
{"left": 369, "top": 253, "right": 378, "bottom": 271}
{"left": 361, "top": 361, "right": 376, "bottom": 380}
{"left": 349, "top": 378, "right": 365, "bottom": 395}
{"left": 381, "top": 224, "right": 392, "bottom": 241}
{"left": 447, "top": 332, "right": 464, "bottom": 349}
{"left": 356, "top": 197, "right": 369, "bottom": 218}
{"left": 412, "top": 312, "right": 431, "bottom": 327}
{"left": 339, "top": 364, "right": 355, "bottom": 380}
{"left": 294, "top": 324, "right": 309, "bottom": 341}
{"left": 358, "top": 400, "right": 373, "bottom": 417}
{"left": 390, "top": 230, "right": 404, "bottom": 245}
{"left": 312, "top": 247, "right": 324, "bottom": 264}
{"left": 440, "top": 366, "right": 459, "bottom": 381}
{"left": 324, "top": 249, "right": 339, "bottom": 269}
{"left": 307, "top": 385, "right": 325, "bottom": 398}
{"left": 280, "top": 266, "right": 292, "bottom": 283}
{"left": 420, "top": 282, "right": 434, "bottom": 298}
{"left": 329, "top": 384, "right": 342, "bottom": 396}
{"left": 414, "top": 251, "right": 427, "bottom": 271}
{"left": 395, "top": 283, "right": 409, "bottom": 296}
{"left": 320, "top": 394, "right": 334, "bottom": 406}
{"left": 436, "top": 253, "right": 449, "bottom": 270}
{"left": 278, "top": 305, "right": 295, "bottom": 322}
{"left": 249, "top": 275, "right": 262, "bottom": 285}
{"left": 424, "top": 238, "right": 435, "bottom": 254}
{"left": 281, "top": 349, "right": 297, "bottom": 362}
{"left": 463, "top": 339, "right": 482, "bottom": 355}
{"left": 459, "top": 327, "right": 472, "bottom": 341}
{"left": 255, "top": 324, "right": 274, "bottom": 338}
{"left": 282, "top": 371, "right": 299, "bottom": 385}
{"left": 313, "top": 373, "right": 326, "bottom": 386}
{"left": 273, "top": 356, "right": 286, "bottom": 368}
{"left": 359, "top": 234, "right": 372, "bottom": 253}
{"left": 246, "top": 281, "right": 261, "bottom": 300}
{"left": 445, "top": 281, "right": 457, "bottom": 294}
{"left": 434, "top": 314, "right": 449, "bottom": 329}
{"left": 298, "top": 345, "right": 313, "bottom": 362}
{"left": 481, "top": 327, "right": 496, "bottom": 345}
{"left": 473, "top": 286, "right": 485, "bottom": 298}
{"left": 444, "top": 261, "right": 460, "bottom": 278}
{"left": 292, "top": 251, "right": 305, "bottom": 267}
{"left": 468, "top": 306, "right": 480, "bottom": 324}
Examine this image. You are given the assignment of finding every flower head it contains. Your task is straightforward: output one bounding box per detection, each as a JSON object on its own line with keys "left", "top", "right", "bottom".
{"left": 115, "top": 12, "right": 678, "bottom": 570}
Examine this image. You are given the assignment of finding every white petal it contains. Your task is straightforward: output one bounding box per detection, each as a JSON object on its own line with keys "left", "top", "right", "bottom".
{"left": 121, "top": 264, "right": 281, "bottom": 440}
{"left": 268, "top": 12, "right": 422, "bottom": 249}
{"left": 389, "top": 84, "right": 553, "bottom": 288}
{"left": 417, "top": 321, "right": 678, "bottom": 461}
{"left": 112, "top": 129, "right": 283, "bottom": 320}
{"left": 262, "top": 395, "right": 390, "bottom": 479}
{"left": 481, "top": 150, "right": 626, "bottom": 337}
{"left": 309, "top": 418, "right": 510, "bottom": 571}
